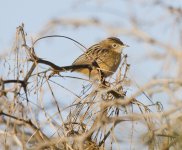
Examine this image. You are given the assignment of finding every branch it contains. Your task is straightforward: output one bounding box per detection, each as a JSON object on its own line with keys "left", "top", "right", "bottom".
{"left": 0, "top": 110, "right": 48, "bottom": 142}
{"left": 30, "top": 58, "right": 92, "bottom": 72}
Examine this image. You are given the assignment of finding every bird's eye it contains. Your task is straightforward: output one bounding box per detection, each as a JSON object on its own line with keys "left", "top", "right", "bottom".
{"left": 112, "top": 43, "right": 118, "bottom": 48}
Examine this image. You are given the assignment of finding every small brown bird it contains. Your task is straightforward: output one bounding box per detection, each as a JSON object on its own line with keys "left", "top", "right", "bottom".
{"left": 72, "top": 37, "right": 128, "bottom": 79}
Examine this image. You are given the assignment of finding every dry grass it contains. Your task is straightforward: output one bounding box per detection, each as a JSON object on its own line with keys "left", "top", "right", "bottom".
{"left": 0, "top": 2, "right": 182, "bottom": 148}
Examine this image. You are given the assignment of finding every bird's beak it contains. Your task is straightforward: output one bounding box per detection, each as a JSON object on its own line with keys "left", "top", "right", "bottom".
{"left": 124, "top": 44, "right": 129, "bottom": 47}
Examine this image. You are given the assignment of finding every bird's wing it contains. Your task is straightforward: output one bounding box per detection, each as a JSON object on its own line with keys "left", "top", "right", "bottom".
{"left": 72, "top": 44, "right": 102, "bottom": 65}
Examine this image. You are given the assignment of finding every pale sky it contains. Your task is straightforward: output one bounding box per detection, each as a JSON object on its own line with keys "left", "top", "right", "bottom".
{"left": 0, "top": 0, "right": 182, "bottom": 149}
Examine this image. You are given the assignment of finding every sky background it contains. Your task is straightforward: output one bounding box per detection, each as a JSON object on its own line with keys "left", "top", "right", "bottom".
{"left": 1, "top": 0, "right": 181, "bottom": 120}
{"left": 0, "top": 0, "right": 181, "bottom": 149}
{"left": 0, "top": 0, "right": 162, "bottom": 81}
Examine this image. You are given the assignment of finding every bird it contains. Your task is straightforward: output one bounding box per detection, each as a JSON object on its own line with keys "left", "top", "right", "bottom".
{"left": 72, "top": 37, "right": 128, "bottom": 80}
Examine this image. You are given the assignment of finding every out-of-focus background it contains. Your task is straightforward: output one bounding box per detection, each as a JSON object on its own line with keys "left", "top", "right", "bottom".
{"left": 1, "top": 0, "right": 180, "bottom": 81}
{"left": 0, "top": 0, "right": 182, "bottom": 149}
{"left": 1, "top": 0, "right": 181, "bottom": 102}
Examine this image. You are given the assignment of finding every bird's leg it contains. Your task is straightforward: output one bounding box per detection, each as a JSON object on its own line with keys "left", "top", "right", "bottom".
{"left": 99, "top": 71, "right": 106, "bottom": 85}
{"left": 91, "top": 61, "right": 105, "bottom": 84}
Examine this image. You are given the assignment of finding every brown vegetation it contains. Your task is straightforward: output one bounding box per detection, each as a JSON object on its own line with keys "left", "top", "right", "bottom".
{"left": 0, "top": 1, "right": 182, "bottom": 149}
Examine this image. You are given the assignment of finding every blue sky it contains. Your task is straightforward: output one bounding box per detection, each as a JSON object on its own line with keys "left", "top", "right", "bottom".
{"left": 1, "top": 0, "right": 177, "bottom": 101}
{"left": 1, "top": 0, "right": 181, "bottom": 105}
{"left": 0, "top": 0, "right": 70, "bottom": 49}
{"left": 1, "top": 0, "right": 182, "bottom": 148}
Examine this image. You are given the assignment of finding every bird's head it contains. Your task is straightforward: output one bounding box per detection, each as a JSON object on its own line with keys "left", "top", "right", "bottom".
{"left": 100, "top": 37, "right": 129, "bottom": 53}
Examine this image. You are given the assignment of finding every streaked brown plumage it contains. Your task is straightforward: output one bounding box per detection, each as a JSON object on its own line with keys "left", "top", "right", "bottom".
{"left": 72, "top": 37, "right": 128, "bottom": 79}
